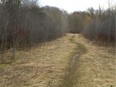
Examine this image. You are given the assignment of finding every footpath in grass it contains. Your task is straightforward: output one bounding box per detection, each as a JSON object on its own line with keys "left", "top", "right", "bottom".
{"left": 0, "top": 34, "right": 76, "bottom": 87}
{"left": 0, "top": 34, "right": 115, "bottom": 87}
{"left": 58, "top": 35, "right": 87, "bottom": 87}
{"left": 67, "top": 34, "right": 115, "bottom": 87}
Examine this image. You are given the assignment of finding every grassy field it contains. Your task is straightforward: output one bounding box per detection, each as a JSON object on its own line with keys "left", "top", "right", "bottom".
{"left": 68, "top": 34, "right": 115, "bottom": 87}
{"left": 0, "top": 34, "right": 115, "bottom": 87}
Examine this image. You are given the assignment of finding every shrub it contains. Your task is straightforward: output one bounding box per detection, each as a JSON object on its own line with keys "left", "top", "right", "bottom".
{"left": 83, "top": 8, "right": 115, "bottom": 42}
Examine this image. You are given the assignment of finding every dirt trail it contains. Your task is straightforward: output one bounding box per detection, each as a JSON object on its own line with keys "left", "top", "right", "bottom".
{"left": 58, "top": 35, "right": 88, "bottom": 87}
{"left": 70, "top": 34, "right": 116, "bottom": 87}
{"left": 0, "top": 34, "right": 115, "bottom": 87}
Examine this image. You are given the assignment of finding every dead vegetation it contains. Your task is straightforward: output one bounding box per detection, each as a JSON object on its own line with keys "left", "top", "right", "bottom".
{"left": 0, "top": 34, "right": 115, "bottom": 87}
{"left": 0, "top": 34, "right": 76, "bottom": 87}
{"left": 72, "top": 34, "right": 116, "bottom": 87}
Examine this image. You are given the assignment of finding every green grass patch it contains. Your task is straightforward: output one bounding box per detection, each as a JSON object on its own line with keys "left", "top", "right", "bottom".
{"left": 76, "top": 42, "right": 87, "bottom": 54}
{"left": 69, "top": 35, "right": 87, "bottom": 54}
{"left": 0, "top": 63, "right": 9, "bottom": 69}
{"left": 69, "top": 35, "right": 75, "bottom": 43}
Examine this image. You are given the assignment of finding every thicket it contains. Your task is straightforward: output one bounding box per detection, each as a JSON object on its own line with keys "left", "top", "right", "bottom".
{"left": 83, "top": 7, "right": 115, "bottom": 42}
{"left": 68, "top": 7, "right": 115, "bottom": 42}
{"left": 0, "top": 0, "right": 68, "bottom": 63}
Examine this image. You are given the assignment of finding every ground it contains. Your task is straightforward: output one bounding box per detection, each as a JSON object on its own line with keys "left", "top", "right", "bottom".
{"left": 0, "top": 34, "right": 115, "bottom": 87}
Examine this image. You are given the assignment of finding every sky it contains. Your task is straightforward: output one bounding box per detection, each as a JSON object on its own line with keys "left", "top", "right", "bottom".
{"left": 39, "top": 0, "right": 115, "bottom": 13}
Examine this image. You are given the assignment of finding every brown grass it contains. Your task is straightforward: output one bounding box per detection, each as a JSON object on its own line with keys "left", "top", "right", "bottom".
{"left": 0, "top": 34, "right": 115, "bottom": 87}
{"left": 72, "top": 34, "right": 116, "bottom": 87}
{"left": 0, "top": 34, "right": 76, "bottom": 87}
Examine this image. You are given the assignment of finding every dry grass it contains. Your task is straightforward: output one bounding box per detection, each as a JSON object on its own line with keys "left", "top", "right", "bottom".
{"left": 72, "top": 34, "right": 116, "bottom": 87}
{"left": 0, "top": 34, "right": 115, "bottom": 87}
{"left": 58, "top": 35, "right": 88, "bottom": 87}
{"left": 0, "top": 34, "right": 76, "bottom": 87}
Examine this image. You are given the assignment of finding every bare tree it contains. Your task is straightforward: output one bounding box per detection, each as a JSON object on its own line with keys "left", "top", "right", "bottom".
{"left": 108, "top": 0, "right": 111, "bottom": 42}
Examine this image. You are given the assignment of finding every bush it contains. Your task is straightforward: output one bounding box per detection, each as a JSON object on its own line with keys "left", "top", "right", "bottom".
{"left": 83, "top": 8, "right": 115, "bottom": 42}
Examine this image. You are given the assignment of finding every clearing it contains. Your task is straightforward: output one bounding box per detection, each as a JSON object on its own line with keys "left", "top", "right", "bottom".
{"left": 0, "top": 34, "right": 115, "bottom": 87}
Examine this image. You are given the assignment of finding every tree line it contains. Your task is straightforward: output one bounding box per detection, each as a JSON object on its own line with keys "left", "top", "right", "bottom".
{"left": 0, "top": 0, "right": 115, "bottom": 63}
{"left": 0, "top": 0, "right": 68, "bottom": 49}
{"left": 0, "top": 0, "right": 68, "bottom": 63}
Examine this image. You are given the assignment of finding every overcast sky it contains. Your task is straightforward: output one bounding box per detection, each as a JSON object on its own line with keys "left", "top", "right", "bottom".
{"left": 39, "top": 0, "right": 115, "bottom": 13}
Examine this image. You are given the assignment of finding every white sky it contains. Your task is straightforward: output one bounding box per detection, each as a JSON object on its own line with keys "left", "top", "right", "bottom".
{"left": 39, "top": 0, "right": 116, "bottom": 13}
